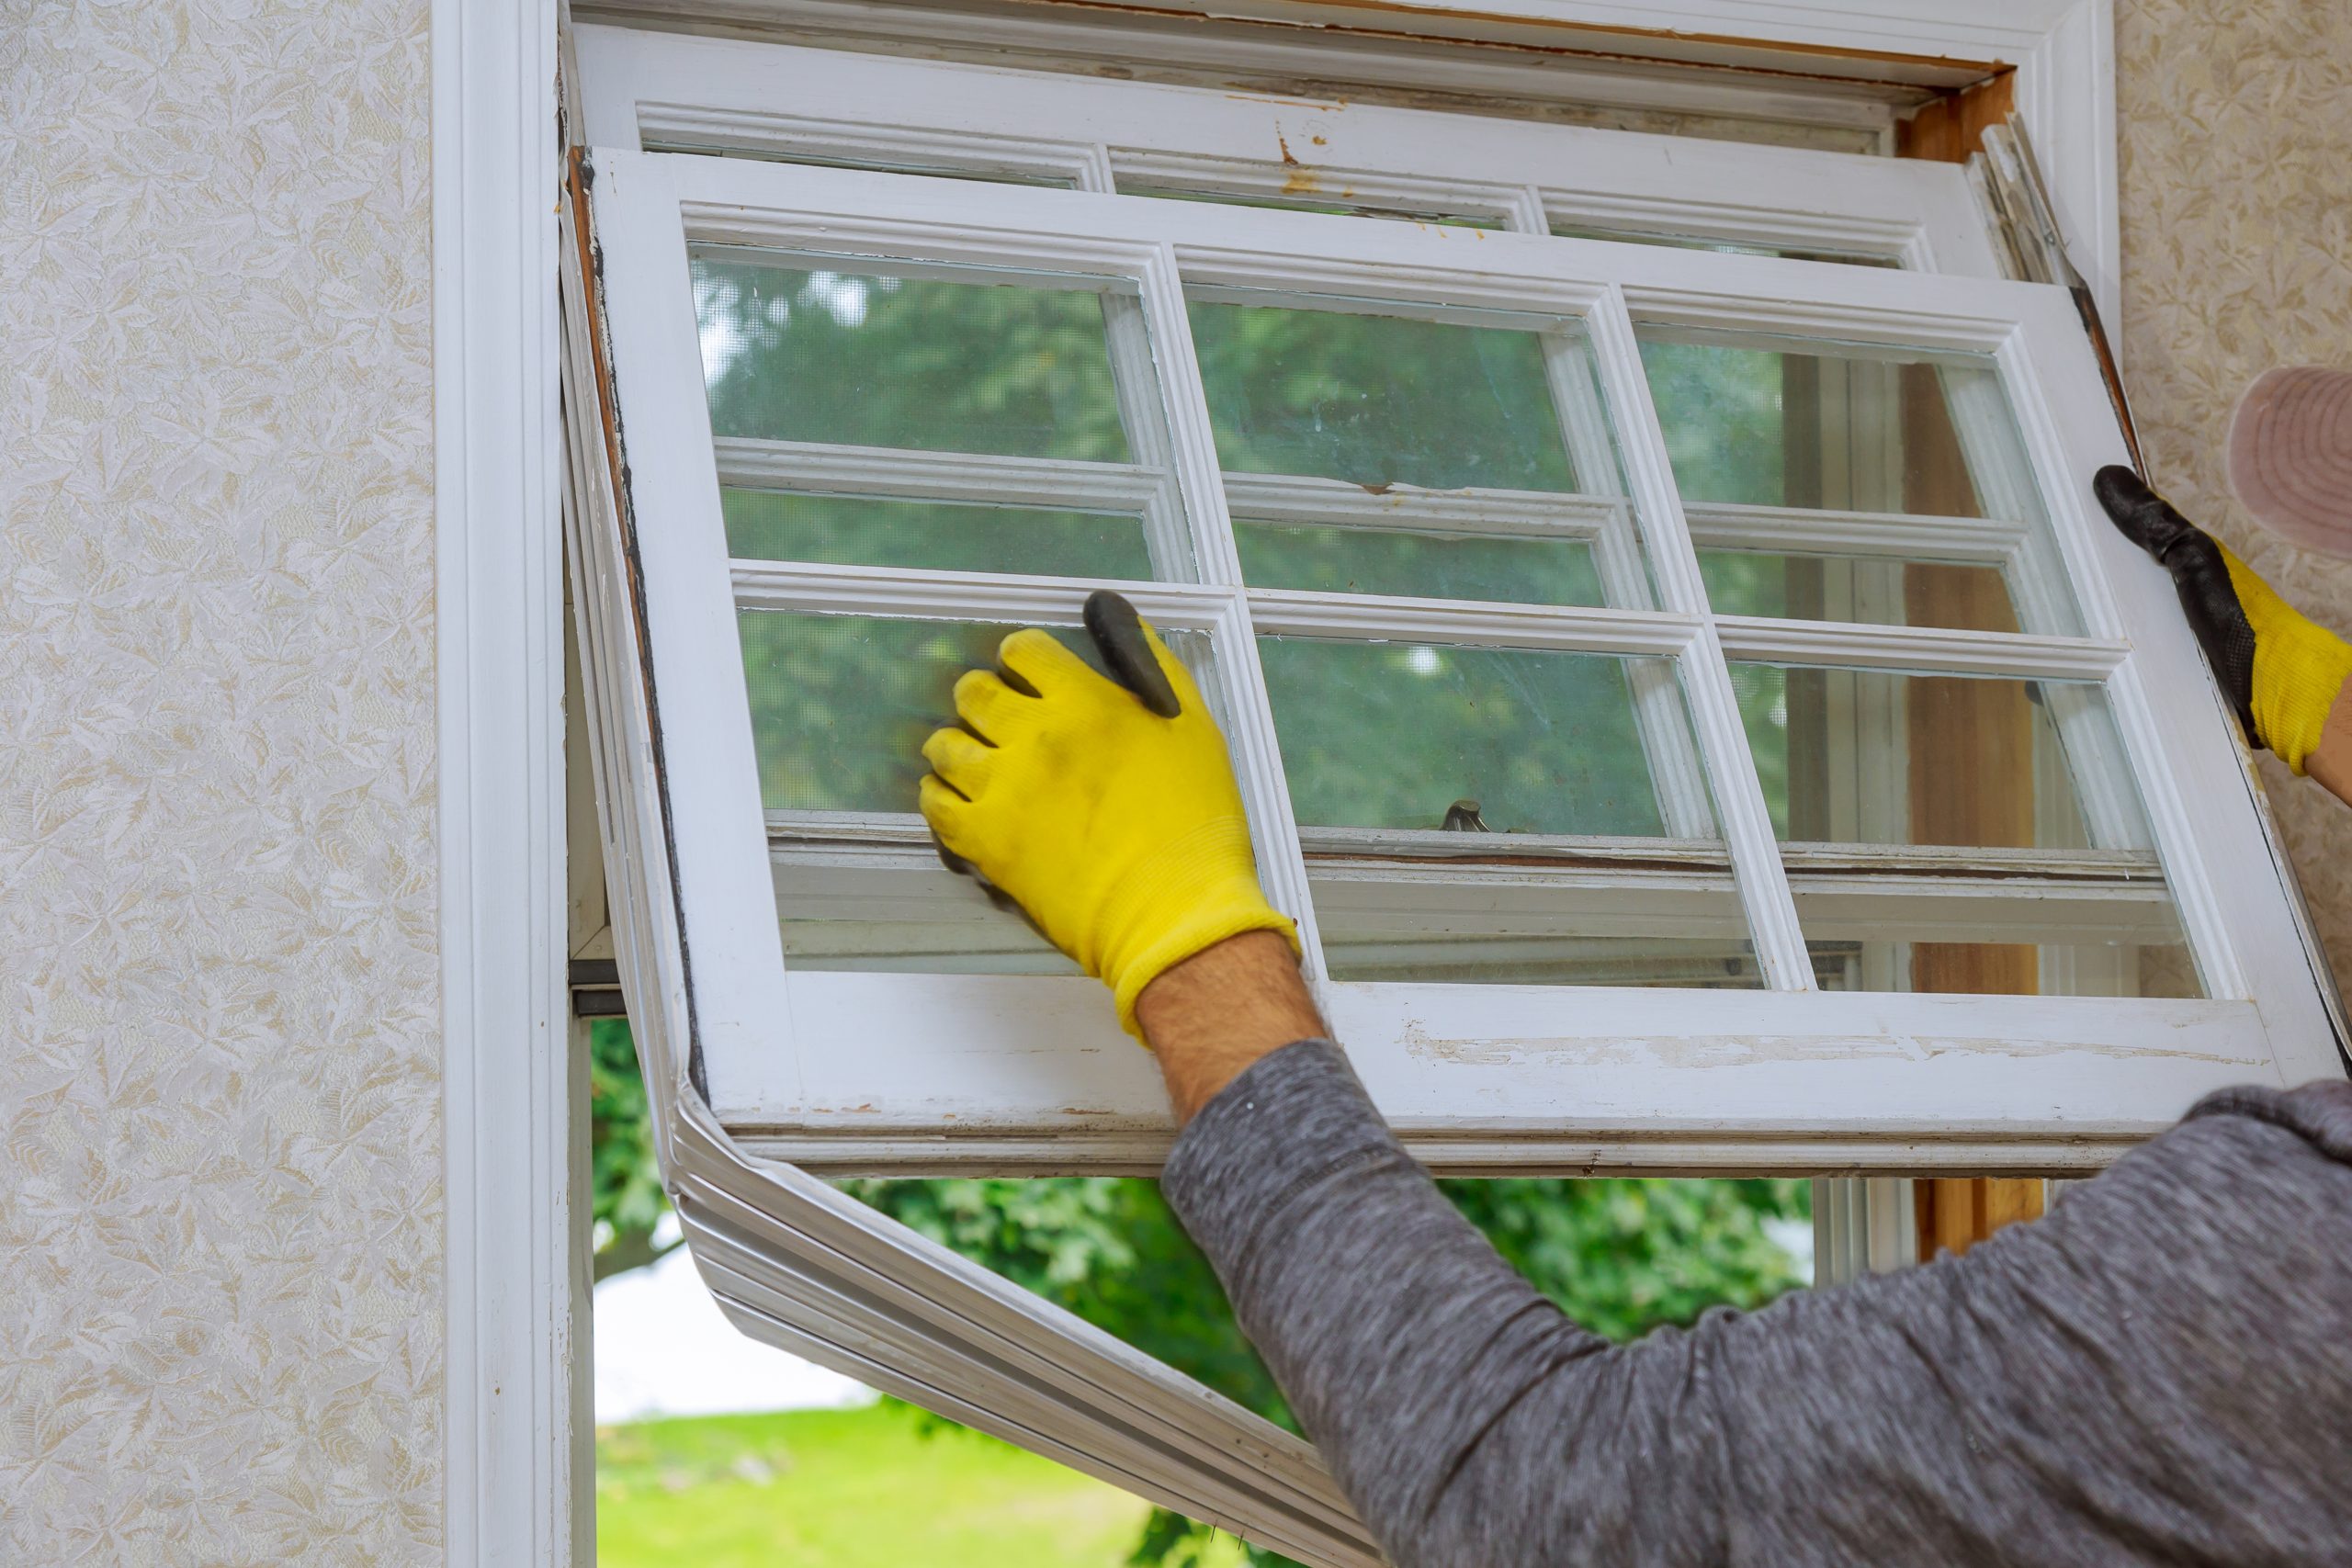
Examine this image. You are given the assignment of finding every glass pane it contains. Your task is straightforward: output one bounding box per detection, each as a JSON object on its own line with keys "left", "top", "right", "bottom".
{"left": 1639, "top": 333, "right": 1997, "bottom": 513}
{"left": 695, "top": 251, "right": 1139, "bottom": 460}
{"left": 1236, "top": 521, "right": 1606, "bottom": 605}
{"left": 1639, "top": 329, "right": 2083, "bottom": 637}
{"left": 742, "top": 612, "right": 1159, "bottom": 815}
{"left": 724, "top": 489, "right": 1153, "bottom": 581}
{"left": 744, "top": 611, "right": 1213, "bottom": 974}
{"left": 1127, "top": 186, "right": 1504, "bottom": 228}
{"left": 1798, "top": 908, "right": 2200, "bottom": 998}
{"left": 646, "top": 142, "right": 1079, "bottom": 186}
{"left": 770, "top": 842, "right": 1077, "bottom": 976}
{"left": 1554, "top": 224, "right": 1899, "bottom": 266}
{"left": 1696, "top": 551, "right": 2021, "bottom": 633}
{"left": 1309, "top": 853, "right": 1761, "bottom": 989}
{"left": 1726, "top": 662, "right": 2153, "bottom": 851}
{"left": 1262, "top": 637, "right": 1703, "bottom": 837}
{"left": 1189, "top": 295, "right": 1603, "bottom": 493}
{"left": 1265, "top": 637, "right": 1755, "bottom": 986}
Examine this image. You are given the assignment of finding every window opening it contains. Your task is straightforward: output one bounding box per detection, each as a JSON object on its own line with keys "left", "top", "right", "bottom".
{"left": 590, "top": 1013, "right": 1813, "bottom": 1565}
{"left": 560, "top": 55, "right": 2348, "bottom": 1551}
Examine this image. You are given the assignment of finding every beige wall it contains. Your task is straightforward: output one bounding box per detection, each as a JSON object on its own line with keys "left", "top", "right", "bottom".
{"left": 2118, "top": 0, "right": 2352, "bottom": 1012}
{"left": 0, "top": 4, "right": 442, "bottom": 1561}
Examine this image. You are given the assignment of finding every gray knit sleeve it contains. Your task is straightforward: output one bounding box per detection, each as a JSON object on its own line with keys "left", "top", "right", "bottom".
{"left": 1160, "top": 1039, "right": 2352, "bottom": 1568}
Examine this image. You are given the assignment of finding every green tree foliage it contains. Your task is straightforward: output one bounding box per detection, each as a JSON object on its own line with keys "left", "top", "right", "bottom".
{"left": 592, "top": 1017, "right": 679, "bottom": 1283}
{"left": 845, "top": 1168, "right": 1804, "bottom": 1567}
{"left": 592, "top": 1025, "right": 1806, "bottom": 1566}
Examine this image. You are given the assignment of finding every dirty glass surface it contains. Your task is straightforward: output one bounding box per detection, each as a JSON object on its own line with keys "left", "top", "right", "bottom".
{"left": 1636, "top": 328, "right": 2083, "bottom": 637}
{"left": 1263, "top": 635, "right": 1760, "bottom": 987}
{"left": 1192, "top": 292, "right": 1649, "bottom": 607}
{"left": 1696, "top": 550, "right": 2022, "bottom": 634}
{"left": 695, "top": 246, "right": 1186, "bottom": 579}
{"left": 1189, "top": 296, "right": 1590, "bottom": 493}
{"left": 1724, "top": 663, "right": 2149, "bottom": 851}
{"left": 1235, "top": 521, "right": 1606, "bottom": 605}
{"left": 1260, "top": 637, "right": 1694, "bottom": 838}
{"left": 697, "top": 252, "right": 1137, "bottom": 458}
{"left": 724, "top": 490, "right": 1155, "bottom": 581}
{"left": 1798, "top": 928, "right": 2200, "bottom": 998}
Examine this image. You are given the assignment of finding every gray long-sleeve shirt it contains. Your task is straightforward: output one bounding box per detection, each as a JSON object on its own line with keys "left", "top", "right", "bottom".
{"left": 1160, "top": 1040, "right": 2352, "bottom": 1567}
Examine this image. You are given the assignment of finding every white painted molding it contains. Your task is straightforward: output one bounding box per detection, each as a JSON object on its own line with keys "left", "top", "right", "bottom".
{"left": 435, "top": 0, "right": 575, "bottom": 1563}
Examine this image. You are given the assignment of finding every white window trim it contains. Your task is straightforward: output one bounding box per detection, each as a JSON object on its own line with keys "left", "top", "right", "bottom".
{"left": 458, "top": 5, "right": 2143, "bottom": 1562}
{"left": 435, "top": 1, "right": 582, "bottom": 1565}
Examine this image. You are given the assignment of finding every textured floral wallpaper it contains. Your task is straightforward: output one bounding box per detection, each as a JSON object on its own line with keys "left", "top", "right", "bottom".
{"left": 2115, "top": 0, "right": 2352, "bottom": 1017}
{"left": 0, "top": 3, "right": 442, "bottom": 1562}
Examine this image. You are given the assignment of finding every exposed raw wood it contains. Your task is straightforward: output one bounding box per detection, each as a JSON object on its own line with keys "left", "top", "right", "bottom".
{"left": 1896, "top": 71, "right": 2017, "bottom": 165}
{"left": 1916, "top": 1176, "right": 2044, "bottom": 1258}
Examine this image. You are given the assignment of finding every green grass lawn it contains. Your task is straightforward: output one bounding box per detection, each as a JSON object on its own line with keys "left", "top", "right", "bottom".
{"left": 597, "top": 1403, "right": 1250, "bottom": 1568}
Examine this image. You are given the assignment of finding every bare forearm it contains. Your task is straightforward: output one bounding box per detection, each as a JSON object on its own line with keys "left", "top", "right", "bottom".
{"left": 1134, "top": 929, "right": 1326, "bottom": 1122}
{"left": 2302, "top": 682, "right": 2352, "bottom": 805}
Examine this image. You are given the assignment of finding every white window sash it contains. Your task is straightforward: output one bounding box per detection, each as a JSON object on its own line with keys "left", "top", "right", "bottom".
{"left": 582, "top": 145, "right": 2340, "bottom": 1187}
{"left": 575, "top": 24, "right": 2004, "bottom": 273}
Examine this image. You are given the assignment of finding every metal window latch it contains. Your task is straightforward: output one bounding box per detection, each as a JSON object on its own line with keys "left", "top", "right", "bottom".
{"left": 570, "top": 958, "right": 626, "bottom": 1019}
{"left": 1441, "top": 798, "right": 1490, "bottom": 831}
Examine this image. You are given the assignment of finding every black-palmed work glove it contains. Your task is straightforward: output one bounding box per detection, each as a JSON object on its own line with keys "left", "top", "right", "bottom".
{"left": 2095, "top": 465, "right": 2352, "bottom": 773}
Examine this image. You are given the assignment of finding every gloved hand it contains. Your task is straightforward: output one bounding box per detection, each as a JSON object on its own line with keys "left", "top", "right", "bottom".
{"left": 920, "top": 591, "right": 1299, "bottom": 1038}
{"left": 2096, "top": 466, "right": 2352, "bottom": 774}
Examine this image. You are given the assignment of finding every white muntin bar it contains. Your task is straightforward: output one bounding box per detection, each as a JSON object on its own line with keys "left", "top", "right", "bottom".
{"left": 1131, "top": 234, "right": 1329, "bottom": 973}
{"left": 716, "top": 436, "right": 1164, "bottom": 513}
{"left": 1537, "top": 310, "right": 1716, "bottom": 839}
{"left": 1713, "top": 617, "right": 2128, "bottom": 682}
{"left": 1584, "top": 282, "right": 1815, "bottom": 990}
{"left": 1681, "top": 501, "right": 2029, "bottom": 563}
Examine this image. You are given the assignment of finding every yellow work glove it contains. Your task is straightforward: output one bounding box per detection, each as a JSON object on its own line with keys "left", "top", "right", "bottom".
{"left": 919, "top": 591, "right": 1299, "bottom": 1038}
{"left": 2096, "top": 466, "right": 2352, "bottom": 774}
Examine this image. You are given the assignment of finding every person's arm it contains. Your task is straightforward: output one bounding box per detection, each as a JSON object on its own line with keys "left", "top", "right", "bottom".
{"left": 2096, "top": 466, "right": 2352, "bottom": 805}
{"left": 1133, "top": 928, "right": 1322, "bottom": 1123}
{"left": 2304, "top": 683, "right": 2352, "bottom": 802}
{"left": 919, "top": 587, "right": 2352, "bottom": 1567}
{"left": 1152, "top": 973, "right": 2352, "bottom": 1567}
